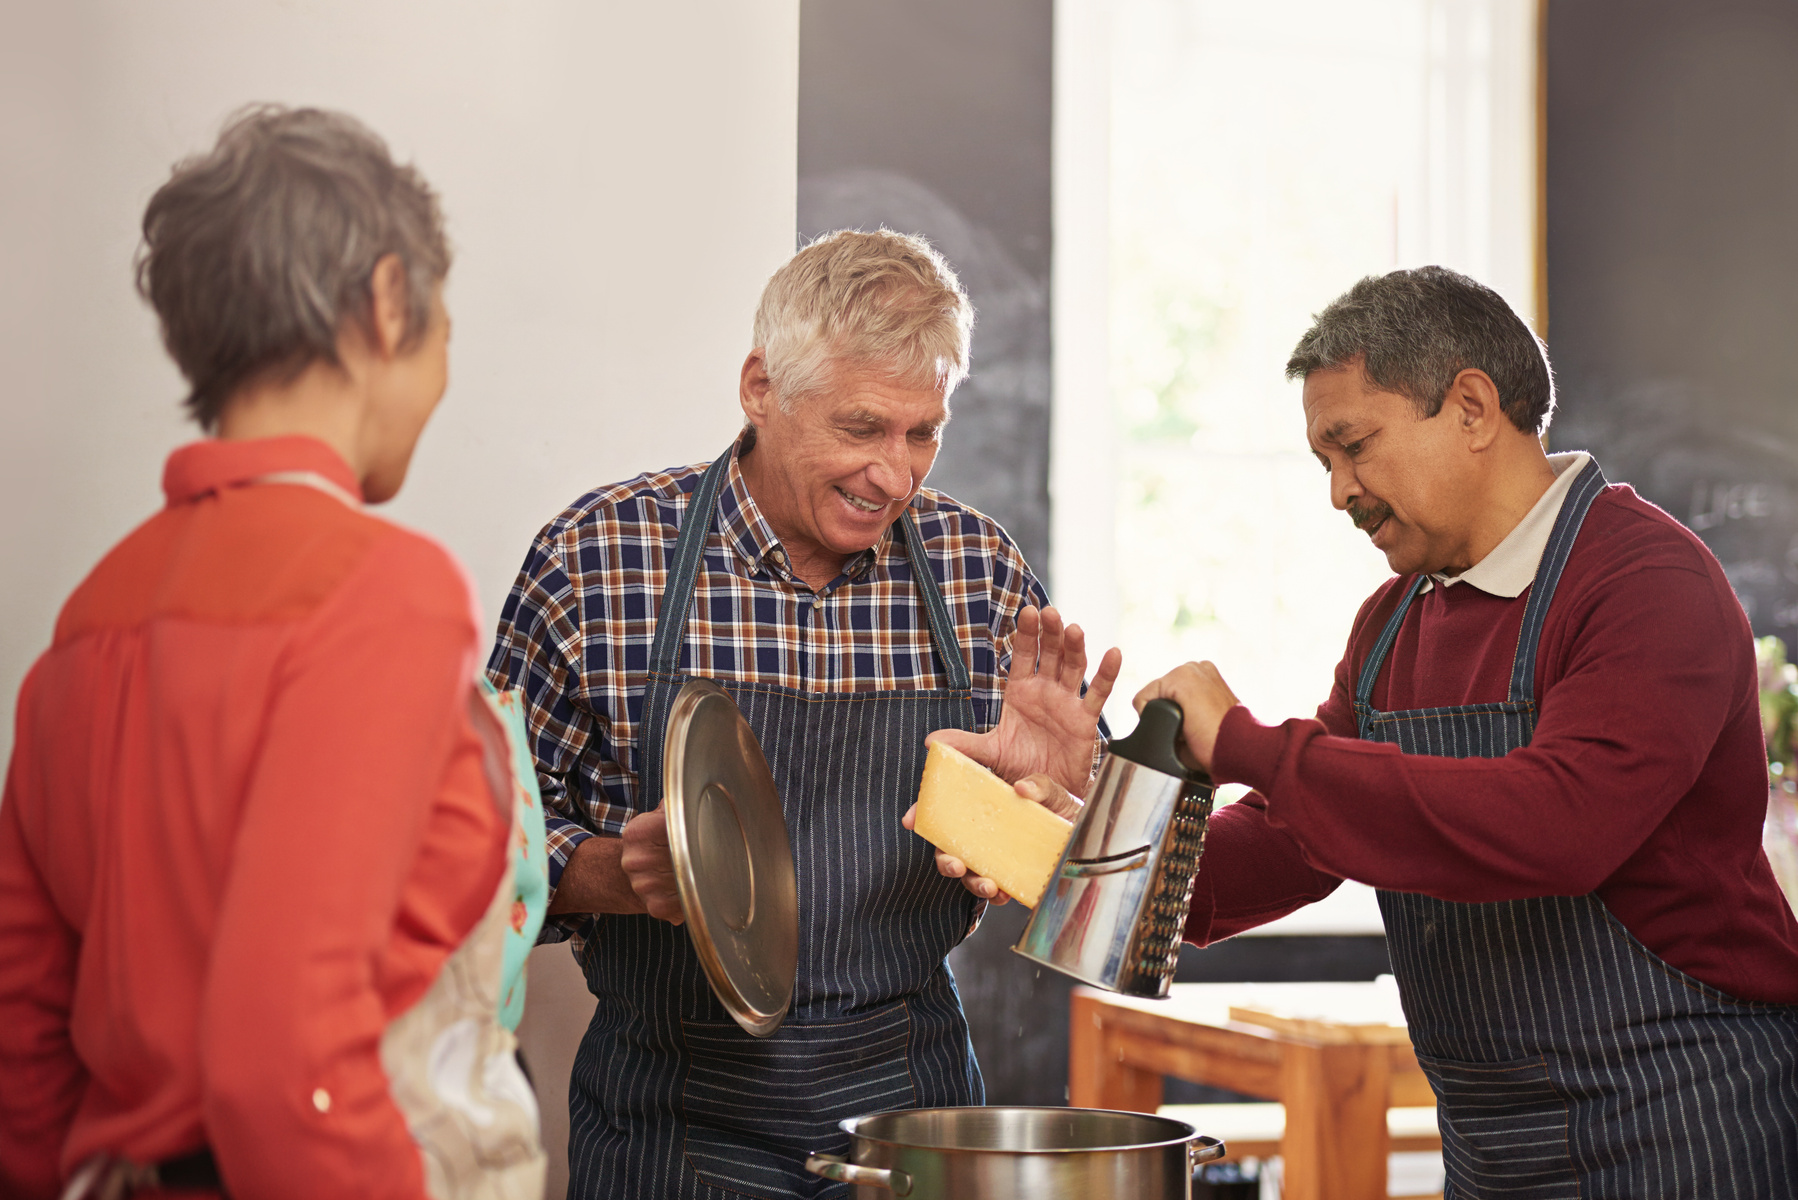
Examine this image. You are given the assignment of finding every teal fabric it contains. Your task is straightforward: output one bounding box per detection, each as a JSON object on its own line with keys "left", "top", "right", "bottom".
{"left": 480, "top": 676, "right": 550, "bottom": 1031}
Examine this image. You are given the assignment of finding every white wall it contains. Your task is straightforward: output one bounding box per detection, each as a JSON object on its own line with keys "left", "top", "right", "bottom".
{"left": 0, "top": 0, "right": 799, "bottom": 761}
{"left": 0, "top": 6, "right": 797, "bottom": 1195}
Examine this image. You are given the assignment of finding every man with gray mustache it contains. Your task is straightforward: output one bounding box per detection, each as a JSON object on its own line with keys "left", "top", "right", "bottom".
{"left": 974, "top": 267, "right": 1798, "bottom": 1197}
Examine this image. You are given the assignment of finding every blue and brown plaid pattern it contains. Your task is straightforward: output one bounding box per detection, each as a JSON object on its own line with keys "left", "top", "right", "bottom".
{"left": 486, "top": 433, "right": 1047, "bottom": 897}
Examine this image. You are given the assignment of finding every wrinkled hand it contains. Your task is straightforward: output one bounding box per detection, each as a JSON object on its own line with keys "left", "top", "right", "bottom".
{"left": 903, "top": 774, "right": 1081, "bottom": 901}
{"left": 620, "top": 806, "right": 685, "bottom": 925}
{"left": 1132, "top": 661, "right": 1242, "bottom": 772}
{"left": 927, "top": 606, "right": 1120, "bottom": 799}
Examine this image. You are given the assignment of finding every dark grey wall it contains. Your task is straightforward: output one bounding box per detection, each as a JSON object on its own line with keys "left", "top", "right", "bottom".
{"left": 1547, "top": 0, "right": 1798, "bottom": 644}
{"left": 797, "top": 0, "right": 1058, "bottom": 1104}
{"left": 797, "top": 0, "right": 1052, "bottom": 575}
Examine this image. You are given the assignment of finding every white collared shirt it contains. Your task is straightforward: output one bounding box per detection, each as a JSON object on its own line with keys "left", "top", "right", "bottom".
{"left": 1424, "top": 451, "right": 1592, "bottom": 597}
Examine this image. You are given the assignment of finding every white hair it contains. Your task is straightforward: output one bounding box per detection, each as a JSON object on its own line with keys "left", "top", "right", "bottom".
{"left": 752, "top": 229, "right": 974, "bottom": 410}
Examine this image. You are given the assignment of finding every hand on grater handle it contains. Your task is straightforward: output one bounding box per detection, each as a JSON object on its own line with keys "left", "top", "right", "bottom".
{"left": 1132, "top": 662, "right": 1242, "bottom": 774}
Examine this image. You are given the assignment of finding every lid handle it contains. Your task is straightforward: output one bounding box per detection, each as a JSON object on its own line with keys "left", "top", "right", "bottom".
{"left": 1106, "top": 698, "right": 1210, "bottom": 784}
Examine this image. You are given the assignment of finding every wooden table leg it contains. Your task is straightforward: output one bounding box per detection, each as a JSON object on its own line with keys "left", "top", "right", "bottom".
{"left": 1279, "top": 1041, "right": 1391, "bottom": 1200}
{"left": 1069, "top": 992, "right": 1164, "bottom": 1112}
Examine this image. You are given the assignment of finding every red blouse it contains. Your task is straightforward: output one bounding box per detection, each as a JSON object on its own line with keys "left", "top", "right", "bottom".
{"left": 0, "top": 437, "right": 507, "bottom": 1199}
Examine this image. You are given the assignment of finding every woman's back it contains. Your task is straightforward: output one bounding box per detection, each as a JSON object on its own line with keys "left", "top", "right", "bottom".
{"left": 0, "top": 434, "right": 507, "bottom": 1197}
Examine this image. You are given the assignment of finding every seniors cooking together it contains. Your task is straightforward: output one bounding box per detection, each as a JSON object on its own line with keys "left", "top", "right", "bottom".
{"left": 4, "top": 100, "right": 1797, "bottom": 1200}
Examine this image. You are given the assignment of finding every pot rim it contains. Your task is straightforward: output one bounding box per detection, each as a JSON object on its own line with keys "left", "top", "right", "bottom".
{"left": 838, "top": 1105, "right": 1207, "bottom": 1156}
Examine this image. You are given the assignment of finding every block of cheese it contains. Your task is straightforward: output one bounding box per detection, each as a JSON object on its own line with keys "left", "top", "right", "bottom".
{"left": 913, "top": 741, "right": 1074, "bottom": 908}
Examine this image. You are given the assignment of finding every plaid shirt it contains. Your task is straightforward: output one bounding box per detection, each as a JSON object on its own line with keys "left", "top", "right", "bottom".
{"left": 486, "top": 432, "right": 1048, "bottom": 913}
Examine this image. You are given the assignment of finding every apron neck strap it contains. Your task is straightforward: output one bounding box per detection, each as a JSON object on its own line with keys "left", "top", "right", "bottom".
{"left": 1354, "top": 575, "right": 1429, "bottom": 705}
{"left": 1353, "top": 456, "right": 1609, "bottom": 709}
{"left": 647, "top": 444, "right": 973, "bottom": 692}
{"left": 245, "top": 470, "right": 362, "bottom": 510}
{"left": 1505, "top": 456, "right": 1608, "bottom": 702}
{"left": 897, "top": 509, "right": 973, "bottom": 692}
{"left": 648, "top": 450, "right": 734, "bottom": 676}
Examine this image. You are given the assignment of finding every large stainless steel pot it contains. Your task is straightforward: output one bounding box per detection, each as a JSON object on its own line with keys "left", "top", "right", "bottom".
{"left": 803, "top": 1107, "right": 1225, "bottom": 1199}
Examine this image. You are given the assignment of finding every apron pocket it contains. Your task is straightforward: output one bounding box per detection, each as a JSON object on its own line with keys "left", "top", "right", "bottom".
{"left": 1416, "top": 1050, "right": 1579, "bottom": 1200}
{"left": 681, "top": 1002, "right": 916, "bottom": 1199}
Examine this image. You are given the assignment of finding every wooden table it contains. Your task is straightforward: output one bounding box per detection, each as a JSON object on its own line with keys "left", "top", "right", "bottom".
{"left": 1069, "top": 982, "right": 1435, "bottom": 1200}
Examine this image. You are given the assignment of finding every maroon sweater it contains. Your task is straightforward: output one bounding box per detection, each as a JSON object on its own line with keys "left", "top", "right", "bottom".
{"left": 1186, "top": 482, "right": 1798, "bottom": 1005}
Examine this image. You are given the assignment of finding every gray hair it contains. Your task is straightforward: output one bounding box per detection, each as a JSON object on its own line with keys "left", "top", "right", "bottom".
{"left": 753, "top": 229, "right": 973, "bottom": 409}
{"left": 1285, "top": 266, "right": 1554, "bottom": 434}
{"left": 135, "top": 104, "right": 451, "bottom": 429}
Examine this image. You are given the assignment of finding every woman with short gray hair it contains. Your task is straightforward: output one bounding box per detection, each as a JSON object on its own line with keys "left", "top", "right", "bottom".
{"left": 0, "top": 106, "right": 545, "bottom": 1200}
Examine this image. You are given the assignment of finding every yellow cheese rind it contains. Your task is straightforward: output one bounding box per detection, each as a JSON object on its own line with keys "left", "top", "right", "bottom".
{"left": 913, "top": 741, "right": 1073, "bottom": 908}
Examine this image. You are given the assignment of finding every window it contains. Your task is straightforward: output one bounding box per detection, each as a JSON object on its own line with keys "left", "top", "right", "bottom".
{"left": 1054, "top": 0, "right": 1539, "bottom": 931}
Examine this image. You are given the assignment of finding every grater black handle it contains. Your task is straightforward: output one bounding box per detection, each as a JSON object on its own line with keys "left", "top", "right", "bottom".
{"left": 1108, "top": 698, "right": 1211, "bottom": 784}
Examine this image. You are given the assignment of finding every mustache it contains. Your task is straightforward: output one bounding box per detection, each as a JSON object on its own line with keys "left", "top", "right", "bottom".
{"left": 1348, "top": 499, "right": 1393, "bottom": 532}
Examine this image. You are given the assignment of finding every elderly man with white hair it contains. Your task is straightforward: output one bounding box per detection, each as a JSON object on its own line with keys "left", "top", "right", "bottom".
{"left": 487, "top": 230, "right": 1116, "bottom": 1199}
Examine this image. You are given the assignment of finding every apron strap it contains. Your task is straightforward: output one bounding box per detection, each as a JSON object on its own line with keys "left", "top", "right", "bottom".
{"left": 1354, "top": 575, "right": 1429, "bottom": 706}
{"left": 1507, "top": 456, "right": 1608, "bottom": 703}
{"left": 647, "top": 450, "right": 736, "bottom": 677}
{"left": 897, "top": 509, "right": 975, "bottom": 693}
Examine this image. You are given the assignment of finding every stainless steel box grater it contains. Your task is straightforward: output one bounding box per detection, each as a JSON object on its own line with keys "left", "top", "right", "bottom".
{"left": 1012, "top": 699, "right": 1215, "bottom": 998}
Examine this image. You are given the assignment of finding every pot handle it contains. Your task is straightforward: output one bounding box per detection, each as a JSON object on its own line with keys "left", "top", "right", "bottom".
{"left": 804, "top": 1154, "right": 914, "bottom": 1196}
{"left": 1190, "top": 1136, "right": 1228, "bottom": 1166}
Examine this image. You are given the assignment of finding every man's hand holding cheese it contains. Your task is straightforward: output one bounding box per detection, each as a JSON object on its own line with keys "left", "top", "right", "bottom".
{"left": 903, "top": 604, "right": 1119, "bottom": 902}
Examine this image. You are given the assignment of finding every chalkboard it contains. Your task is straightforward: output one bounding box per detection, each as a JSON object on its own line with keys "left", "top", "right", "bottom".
{"left": 797, "top": 0, "right": 1052, "bottom": 577}
{"left": 1548, "top": 0, "right": 1798, "bottom": 644}
{"left": 798, "top": 0, "right": 1061, "bottom": 1105}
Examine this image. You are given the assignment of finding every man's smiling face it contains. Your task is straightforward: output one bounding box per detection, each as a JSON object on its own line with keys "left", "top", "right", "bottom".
{"left": 748, "top": 363, "right": 948, "bottom": 560}
{"left": 1302, "top": 362, "right": 1477, "bottom": 577}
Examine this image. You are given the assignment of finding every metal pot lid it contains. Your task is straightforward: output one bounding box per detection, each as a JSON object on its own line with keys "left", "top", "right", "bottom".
{"left": 663, "top": 678, "right": 797, "bottom": 1037}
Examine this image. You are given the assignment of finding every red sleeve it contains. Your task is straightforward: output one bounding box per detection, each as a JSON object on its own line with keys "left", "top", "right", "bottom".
{"left": 199, "top": 534, "right": 477, "bottom": 1200}
{"left": 1182, "top": 795, "right": 1345, "bottom": 945}
{"left": 1181, "top": 611, "right": 1362, "bottom": 947}
{"left": 1209, "top": 562, "right": 1743, "bottom": 901}
{"left": 0, "top": 674, "right": 84, "bottom": 1200}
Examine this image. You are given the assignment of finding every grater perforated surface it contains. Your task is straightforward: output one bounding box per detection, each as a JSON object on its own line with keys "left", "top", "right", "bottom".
{"left": 1121, "top": 784, "right": 1216, "bottom": 997}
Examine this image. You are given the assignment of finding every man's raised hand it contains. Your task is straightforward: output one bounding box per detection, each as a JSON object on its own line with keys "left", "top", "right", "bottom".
{"left": 927, "top": 605, "right": 1120, "bottom": 798}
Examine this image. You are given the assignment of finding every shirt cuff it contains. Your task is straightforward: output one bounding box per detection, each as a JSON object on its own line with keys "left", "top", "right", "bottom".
{"left": 1210, "top": 705, "right": 1282, "bottom": 792}
{"left": 544, "top": 816, "right": 595, "bottom": 894}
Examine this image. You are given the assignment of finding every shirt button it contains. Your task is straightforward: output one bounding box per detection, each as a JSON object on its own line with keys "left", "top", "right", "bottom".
{"left": 312, "top": 1088, "right": 332, "bottom": 1113}
{"left": 812, "top": 596, "right": 824, "bottom": 609}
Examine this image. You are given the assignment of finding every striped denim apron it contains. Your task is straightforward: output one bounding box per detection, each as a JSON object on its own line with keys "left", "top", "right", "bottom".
{"left": 566, "top": 449, "right": 984, "bottom": 1199}
{"left": 1356, "top": 459, "right": 1798, "bottom": 1198}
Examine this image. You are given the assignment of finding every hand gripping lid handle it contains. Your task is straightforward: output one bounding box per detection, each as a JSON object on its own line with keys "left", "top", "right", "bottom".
{"left": 1105, "top": 698, "right": 1211, "bottom": 785}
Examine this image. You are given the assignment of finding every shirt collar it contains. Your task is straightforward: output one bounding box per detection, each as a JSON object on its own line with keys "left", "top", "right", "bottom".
{"left": 720, "top": 427, "right": 892, "bottom": 584}
{"left": 1425, "top": 451, "right": 1591, "bottom": 598}
{"left": 162, "top": 435, "right": 364, "bottom": 507}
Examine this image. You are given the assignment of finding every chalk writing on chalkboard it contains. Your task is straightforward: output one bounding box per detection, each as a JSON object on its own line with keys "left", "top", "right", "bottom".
{"left": 1559, "top": 385, "right": 1798, "bottom": 648}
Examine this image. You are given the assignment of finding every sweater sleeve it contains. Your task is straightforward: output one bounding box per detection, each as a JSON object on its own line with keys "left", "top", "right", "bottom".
{"left": 1181, "top": 608, "right": 1363, "bottom": 946}
{"left": 0, "top": 675, "right": 84, "bottom": 1200}
{"left": 198, "top": 535, "right": 478, "bottom": 1200}
{"left": 1209, "top": 562, "right": 1744, "bottom": 901}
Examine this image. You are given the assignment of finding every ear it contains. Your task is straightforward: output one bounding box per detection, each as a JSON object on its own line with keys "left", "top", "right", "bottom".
{"left": 367, "top": 254, "right": 410, "bottom": 359}
{"left": 739, "top": 349, "right": 776, "bottom": 427}
{"left": 1445, "top": 368, "right": 1506, "bottom": 452}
